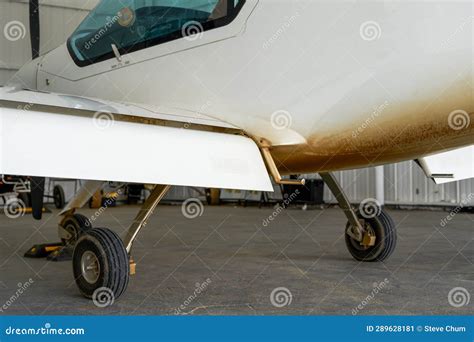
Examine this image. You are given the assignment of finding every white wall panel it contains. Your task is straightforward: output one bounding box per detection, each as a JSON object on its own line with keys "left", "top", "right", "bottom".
{"left": 0, "top": 0, "right": 95, "bottom": 86}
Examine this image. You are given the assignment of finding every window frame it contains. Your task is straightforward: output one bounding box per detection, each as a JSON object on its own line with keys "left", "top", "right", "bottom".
{"left": 67, "top": 0, "right": 246, "bottom": 68}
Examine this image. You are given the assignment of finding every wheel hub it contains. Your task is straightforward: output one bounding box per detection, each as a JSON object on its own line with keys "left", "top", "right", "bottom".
{"left": 81, "top": 251, "right": 100, "bottom": 284}
{"left": 64, "top": 222, "right": 78, "bottom": 242}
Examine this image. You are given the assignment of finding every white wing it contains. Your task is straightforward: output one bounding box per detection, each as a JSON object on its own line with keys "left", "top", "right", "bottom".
{"left": 0, "top": 87, "right": 273, "bottom": 192}
{"left": 417, "top": 146, "right": 474, "bottom": 184}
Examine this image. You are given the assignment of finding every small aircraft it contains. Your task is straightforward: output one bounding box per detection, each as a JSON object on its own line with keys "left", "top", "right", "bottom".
{"left": 1, "top": 0, "right": 472, "bottom": 300}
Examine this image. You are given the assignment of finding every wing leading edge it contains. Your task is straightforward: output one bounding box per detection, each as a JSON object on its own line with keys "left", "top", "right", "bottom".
{"left": 0, "top": 88, "right": 273, "bottom": 192}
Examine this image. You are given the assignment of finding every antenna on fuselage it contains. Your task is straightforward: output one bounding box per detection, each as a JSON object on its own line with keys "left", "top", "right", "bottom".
{"left": 111, "top": 44, "right": 122, "bottom": 62}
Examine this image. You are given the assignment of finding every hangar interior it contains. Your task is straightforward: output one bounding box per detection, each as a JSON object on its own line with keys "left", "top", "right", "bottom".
{"left": 0, "top": 0, "right": 472, "bottom": 316}
{"left": 1, "top": 0, "right": 472, "bottom": 207}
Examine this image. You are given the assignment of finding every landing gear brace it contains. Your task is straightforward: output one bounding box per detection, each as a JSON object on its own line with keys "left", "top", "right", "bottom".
{"left": 27, "top": 148, "right": 396, "bottom": 300}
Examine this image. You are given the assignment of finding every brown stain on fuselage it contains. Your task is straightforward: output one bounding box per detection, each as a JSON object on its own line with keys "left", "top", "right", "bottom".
{"left": 270, "top": 92, "right": 474, "bottom": 174}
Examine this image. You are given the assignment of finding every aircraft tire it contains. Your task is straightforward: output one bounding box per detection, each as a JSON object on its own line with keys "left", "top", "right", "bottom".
{"left": 73, "top": 227, "right": 129, "bottom": 301}
{"left": 61, "top": 213, "right": 92, "bottom": 246}
{"left": 53, "top": 185, "right": 65, "bottom": 209}
{"left": 345, "top": 209, "right": 397, "bottom": 262}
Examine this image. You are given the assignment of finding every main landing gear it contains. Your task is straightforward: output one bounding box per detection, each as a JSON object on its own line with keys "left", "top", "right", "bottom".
{"left": 40, "top": 170, "right": 395, "bottom": 302}
{"left": 69, "top": 183, "right": 170, "bottom": 300}
{"left": 319, "top": 173, "right": 397, "bottom": 262}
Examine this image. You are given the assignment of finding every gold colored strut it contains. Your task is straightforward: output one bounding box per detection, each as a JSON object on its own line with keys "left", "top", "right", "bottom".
{"left": 259, "top": 140, "right": 305, "bottom": 186}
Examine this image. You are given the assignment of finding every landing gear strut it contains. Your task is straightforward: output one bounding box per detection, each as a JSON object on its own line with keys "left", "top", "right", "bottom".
{"left": 71, "top": 184, "right": 170, "bottom": 300}
{"left": 320, "top": 172, "right": 397, "bottom": 262}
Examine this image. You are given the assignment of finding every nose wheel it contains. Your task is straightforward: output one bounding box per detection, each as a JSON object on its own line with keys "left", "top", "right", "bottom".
{"left": 345, "top": 210, "right": 397, "bottom": 262}
{"left": 73, "top": 227, "right": 130, "bottom": 300}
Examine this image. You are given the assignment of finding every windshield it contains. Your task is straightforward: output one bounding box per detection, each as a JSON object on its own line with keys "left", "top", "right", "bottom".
{"left": 68, "top": 0, "right": 244, "bottom": 66}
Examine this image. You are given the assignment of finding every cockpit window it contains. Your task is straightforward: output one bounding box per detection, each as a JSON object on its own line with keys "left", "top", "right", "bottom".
{"left": 68, "top": 0, "right": 245, "bottom": 66}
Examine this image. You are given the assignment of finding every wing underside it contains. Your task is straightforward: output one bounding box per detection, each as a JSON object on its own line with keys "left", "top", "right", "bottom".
{"left": 0, "top": 87, "right": 273, "bottom": 192}
{"left": 417, "top": 145, "right": 474, "bottom": 184}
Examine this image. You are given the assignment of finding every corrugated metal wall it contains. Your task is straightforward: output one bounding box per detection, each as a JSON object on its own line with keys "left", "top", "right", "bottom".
{"left": 319, "top": 163, "right": 474, "bottom": 206}
{"left": 0, "top": 1, "right": 472, "bottom": 206}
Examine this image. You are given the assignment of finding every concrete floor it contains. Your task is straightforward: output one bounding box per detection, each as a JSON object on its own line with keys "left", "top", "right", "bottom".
{"left": 0, "top": 205, "right": 472, "bottom": 315}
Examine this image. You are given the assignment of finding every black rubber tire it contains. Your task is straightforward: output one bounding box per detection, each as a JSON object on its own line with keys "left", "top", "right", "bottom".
{"left": 18, "top": 192, "right": 30, "bottom": 208}
{"left": 345, "top": 210, "right": 397, "bottom": 262}
{"left": 53, "top": 185, "right": 65, "bottom": 209}
{"left": 61, "top": 214, "right": 92, "bottom": 246}
{"left": 73, "top": 228, "right": 130, "bottom": 300}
